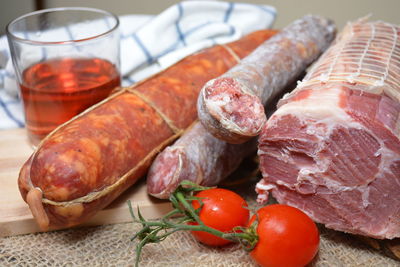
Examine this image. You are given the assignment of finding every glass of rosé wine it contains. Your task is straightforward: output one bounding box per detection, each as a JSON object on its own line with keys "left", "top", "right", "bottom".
{"left": 6, "top": 7, "right": 121, "bottom": 146}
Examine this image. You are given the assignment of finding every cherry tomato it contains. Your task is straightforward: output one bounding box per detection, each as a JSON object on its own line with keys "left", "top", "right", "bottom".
{"left": 190, "top": 188, "right": 249, "bottom": 246}
{"left": 249, "top": 204, "right": 319, "bottom": 267}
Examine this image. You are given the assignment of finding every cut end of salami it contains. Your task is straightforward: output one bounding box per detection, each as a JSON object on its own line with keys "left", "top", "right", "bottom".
{"left": 147, "top": 121, "right": 259, "bottom": 199}
{"left": 198, "top": 15, "right": 336, "bottom": 144}
{"left": 198, "top": 77, "right": 266, "bottom": 144}
{"left": 147, "top": 147, "right": 189, "bottom": 199}
{"left": 257, "top": 18, "right": 400, "bottom": 239}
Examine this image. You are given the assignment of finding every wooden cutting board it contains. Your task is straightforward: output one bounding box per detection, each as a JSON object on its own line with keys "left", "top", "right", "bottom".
{"left": 0, "top": 128, "right": 172, "bottom": 237}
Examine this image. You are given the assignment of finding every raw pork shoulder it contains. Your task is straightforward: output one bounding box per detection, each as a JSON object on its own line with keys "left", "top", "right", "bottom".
{"left": 257, "top": 18, "right": 400, "bottom": 239}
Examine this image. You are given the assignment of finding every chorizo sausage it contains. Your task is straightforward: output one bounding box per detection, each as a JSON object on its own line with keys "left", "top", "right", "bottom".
{"left": 197, "top": 15, "right": 336, "bottom": 144}
{"left": 18, "top": 29, "right": 277, "bottom": 231}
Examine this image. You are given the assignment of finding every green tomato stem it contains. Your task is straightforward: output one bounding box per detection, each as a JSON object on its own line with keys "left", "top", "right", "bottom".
{"left": 175, "top": 191, "right": 205, "bottom": 226}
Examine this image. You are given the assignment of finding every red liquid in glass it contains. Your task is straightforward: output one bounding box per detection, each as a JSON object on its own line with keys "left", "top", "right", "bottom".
{"left": 20, "top": 57, "right": 120, "bottom": 146}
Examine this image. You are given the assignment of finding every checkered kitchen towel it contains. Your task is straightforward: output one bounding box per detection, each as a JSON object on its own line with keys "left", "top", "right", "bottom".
{"left": 0, "top": 0, "right": 276, "bottom": 129}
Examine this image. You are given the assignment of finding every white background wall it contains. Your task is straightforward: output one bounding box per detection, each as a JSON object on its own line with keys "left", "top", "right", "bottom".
{"left": 1, "top": 0, "right": 399, "bottom": 34}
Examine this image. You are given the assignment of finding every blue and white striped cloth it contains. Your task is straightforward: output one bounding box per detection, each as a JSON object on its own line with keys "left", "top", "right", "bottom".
{"left": 0, "top": 1, "right": 276, "bottom": 129}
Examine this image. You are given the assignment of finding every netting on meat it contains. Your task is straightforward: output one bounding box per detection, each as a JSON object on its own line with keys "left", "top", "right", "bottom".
{"left": 298, "top": 17, "right": 400, "bottom": 102}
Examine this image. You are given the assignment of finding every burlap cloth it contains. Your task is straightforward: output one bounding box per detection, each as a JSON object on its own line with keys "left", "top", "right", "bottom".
{"left": 1, "top": 169, "right": 400, "bottom": 267}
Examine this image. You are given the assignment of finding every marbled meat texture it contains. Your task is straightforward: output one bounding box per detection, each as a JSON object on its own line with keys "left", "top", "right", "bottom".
{"left": 18, "top": 29, "right": 277, "bottom": 230}
{"left": 197, "top": 15, "right": 336, "bottom": 144}
{"left": 257, "top": 18, "right": 400, "bottom": 239}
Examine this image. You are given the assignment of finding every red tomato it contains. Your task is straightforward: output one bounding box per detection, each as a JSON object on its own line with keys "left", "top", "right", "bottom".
{"left": 249, "top": 204, "right": 319, "bottom": 267}
{"left": 190, "top": 188, "right": 249, "bottom": 246}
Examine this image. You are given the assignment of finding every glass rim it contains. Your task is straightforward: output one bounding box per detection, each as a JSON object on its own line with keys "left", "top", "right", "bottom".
{"left": 6, "top": 6, "right": 120, "bottom": 45}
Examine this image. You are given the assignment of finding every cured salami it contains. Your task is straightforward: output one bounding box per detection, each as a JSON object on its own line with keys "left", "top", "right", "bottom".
{"left": 147, "top": 122, "right": 257, "bottom": 199}
{"left": 17, "top": 30, "right": 277, "bottom": 230}
{"left": 197, "top": 15, "right": 336, "bottom": 144}
{"left": 146, "top": 80, "right": 297, "bottom": 200}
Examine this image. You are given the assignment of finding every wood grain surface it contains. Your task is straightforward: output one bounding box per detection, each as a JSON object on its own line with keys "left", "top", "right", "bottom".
{"left": 0, "top": 128, "right": 172, "bottom": 237}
